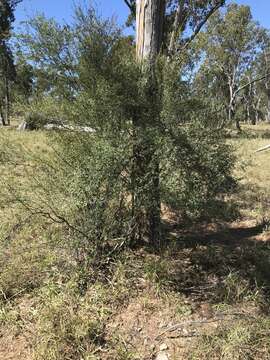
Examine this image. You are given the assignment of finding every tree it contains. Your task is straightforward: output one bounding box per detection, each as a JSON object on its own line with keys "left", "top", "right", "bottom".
{"left": 12, "top": 54, "right": 34, "bottom": 105}
{"left": 197, "top": 4, "right": 264, "bottom": 131}
{"left": 16, "top": 3, "right": 235, "bottom": 256}
{"left": 240, "top": 64, "right": 264, "bottom": 125}
{"left": 262, "top": 48, "right": 270, "bottom": 122}
{"left": 255, "top": 32, "right": 270, "bottom": 123}
{"left": 0, "top": 44, "right": 16, "bottom": 125}
{"left": 130, "top": 0, "right": 226, "bottom": 245}
{"left": 125, "top": 0, "right": 226, "bottom": 54}
{"left": 0, "top": 0, "right": 22, "bottom": 125}
{"left": 0, "top": 0, "right": 21, "bottom": 42}
{"left": 130, "top": 0, "right": 165, "bottom": 246}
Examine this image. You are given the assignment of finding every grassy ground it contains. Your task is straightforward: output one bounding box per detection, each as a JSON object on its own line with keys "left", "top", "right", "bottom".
{"left": 0, "top": 124, "right": 270, "bottom": 360}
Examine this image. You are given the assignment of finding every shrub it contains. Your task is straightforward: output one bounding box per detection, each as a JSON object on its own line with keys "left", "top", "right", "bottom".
{"left": 16, "top": 5, "right": 237, "bottom": 258}
{"left": 25, "top": 112, "right": 48, "bottom": 130}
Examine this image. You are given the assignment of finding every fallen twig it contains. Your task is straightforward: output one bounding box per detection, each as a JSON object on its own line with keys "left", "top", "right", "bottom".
{"left": 156, "top": 312, "right": 251, "bottom": 339}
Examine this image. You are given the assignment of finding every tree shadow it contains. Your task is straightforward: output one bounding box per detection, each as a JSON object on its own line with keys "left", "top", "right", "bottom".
{"left": 160, "top": 220, "right": 270, "bottom": 311}
{"left": 227, "top": 128, "right": 270, "bottom": 139}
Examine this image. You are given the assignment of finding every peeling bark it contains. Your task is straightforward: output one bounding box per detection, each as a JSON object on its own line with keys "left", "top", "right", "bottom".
{"left": 136, "top": 0, "right": 165, "bottom": 62}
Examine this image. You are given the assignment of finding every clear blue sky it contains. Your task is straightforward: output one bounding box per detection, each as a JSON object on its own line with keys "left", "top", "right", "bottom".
{"left": 15, "top": 1, "right": 130, "bottom": 30}
{"left": 14, "top": 0, "right": 270, "bottom": 31}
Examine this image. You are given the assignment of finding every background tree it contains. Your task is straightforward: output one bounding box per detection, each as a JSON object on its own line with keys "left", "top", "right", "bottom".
{"left": 0, "top": 0, "right": 22, "bottom": 125}
{"left": 254, "top": 32, "right": 270, "bottom": 123}
{"left": 196, "top": 3, "right": 264, "bottom": 131}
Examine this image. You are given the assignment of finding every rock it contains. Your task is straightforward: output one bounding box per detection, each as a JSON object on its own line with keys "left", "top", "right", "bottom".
{"left": 159, "top": 344, "right": 168, "bottom": 351}
{"left": 156, "top": 352, "right": 169, "bottom": 360}
{"left": 44, "top": 123, "right": 57, "bottom": 130}
{"left": 182, "top": 328, "right": 189, "bottom": 336}
{"left": 44, "top": 123, "right": 96, "bottom": 133}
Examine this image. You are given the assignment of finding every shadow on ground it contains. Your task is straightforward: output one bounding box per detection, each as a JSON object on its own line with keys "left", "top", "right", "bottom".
{"left": 226, "top": 127, "right": 270, "bottom": 139}
{"left": 159, "top": 219, "right": 270, "bottom": 309}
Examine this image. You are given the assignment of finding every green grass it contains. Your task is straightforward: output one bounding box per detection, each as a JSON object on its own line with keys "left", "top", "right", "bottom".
{"left": 190, "top": 318, "right": 270, "bottom": 360}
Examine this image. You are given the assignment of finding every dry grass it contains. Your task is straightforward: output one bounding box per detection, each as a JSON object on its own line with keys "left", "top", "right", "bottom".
{"left": 0, "top": 123, "right": 270, "bottom": 359}
{"left": 232, "top": 124, "right": 270, "bottom": 221}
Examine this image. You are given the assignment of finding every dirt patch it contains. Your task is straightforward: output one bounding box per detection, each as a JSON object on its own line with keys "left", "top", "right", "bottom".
{"left": 106, "top": 293, "right": 188, "bottom": 359}
{"left": 105, "top": 292, "right": 249, "bottom": 360}
{"left": 0, "top": 335, "right": 31, "bottom": 360}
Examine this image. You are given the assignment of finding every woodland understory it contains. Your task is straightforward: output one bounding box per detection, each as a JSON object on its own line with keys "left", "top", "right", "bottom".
{"left": 1, "top": 1, "right": 270, "bottom": 359}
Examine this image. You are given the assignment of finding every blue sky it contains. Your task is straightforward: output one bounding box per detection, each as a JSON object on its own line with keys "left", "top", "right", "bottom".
{"left": 15, "top": 1, "right": 130, "bottom": 30}
{"left": 14, "top": 0, "right": 270, "bottom": 31}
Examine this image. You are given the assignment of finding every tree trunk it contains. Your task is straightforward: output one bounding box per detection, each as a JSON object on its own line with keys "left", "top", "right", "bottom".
{"left": 245, "top": 104, "right": 250, "bottom": 123}
{"left": 264, "top": 50, "right": 270, "bottom": 123}
{"left": 228, "top": 98, "right": 241, "bottom": 132}
{"left": 266, "top": 89, "right": 270, "bottom": 123}
{"left": 4, "top": 75, "right": 10, "bottom": 126}
{"left": 136, "top": 0, "right": 165, "bottom": 63}
{"left": 131, "top": 0, "right": 165, "bottom": 247}
{"left": 0, "top": 103, "right": 6, "bottom": 126}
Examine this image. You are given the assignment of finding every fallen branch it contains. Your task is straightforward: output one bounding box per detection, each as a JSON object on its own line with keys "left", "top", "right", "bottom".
{"left": 156, "top": 312, "right": 251, "bottom": 339}
{"left": 255, "top": 144, "right": 270, "bottom": 153}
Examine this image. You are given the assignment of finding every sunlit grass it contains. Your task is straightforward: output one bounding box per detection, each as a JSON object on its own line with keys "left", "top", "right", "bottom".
{"left": 231, "top": 123, "right": 270, "bottom": 220}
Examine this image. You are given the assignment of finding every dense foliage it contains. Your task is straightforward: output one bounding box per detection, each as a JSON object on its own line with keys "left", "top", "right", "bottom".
{"left": 5, "top": 4, "right": 235, "bottom": 257}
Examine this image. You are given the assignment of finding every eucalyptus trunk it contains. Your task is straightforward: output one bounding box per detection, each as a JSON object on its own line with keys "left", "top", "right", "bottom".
{"left": 266, "top": 88, "right": 270, "bottom": 123}
{"left": 4, "top": 75, "right": 10, "bottom": 126}
{"left": 131, "top": 0, "right": 165, "bottom": 246}
{"left": 0, "top": 104, "right": 6, "bottom": 126}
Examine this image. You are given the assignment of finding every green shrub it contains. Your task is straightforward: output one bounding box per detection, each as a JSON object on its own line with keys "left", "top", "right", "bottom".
{"left": 16, "top": 4, "right": 237, "bottom": 258}
{"left": 25, "top": 112, "right": 48, "bottom": 130}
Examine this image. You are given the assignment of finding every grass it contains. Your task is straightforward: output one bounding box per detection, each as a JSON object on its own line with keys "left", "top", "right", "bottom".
{"left": 232, "top": 124, "right": 270, "bottom": 220}
{"left": 0, "top": 123, "right": 270, "bottom": 359}
{"left": 190, "top": 318, "right": 270, "bottom": 360}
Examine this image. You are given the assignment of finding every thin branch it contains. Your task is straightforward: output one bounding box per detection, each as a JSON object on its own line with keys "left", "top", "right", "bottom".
{"left": 182, "top": 0, "right": 225, "bottom": 50}
{"left": 235, "top": 73, "right": 270, "bottom": 97}
{"left": 123, "top": 0, "right": 135, "bottom": 15}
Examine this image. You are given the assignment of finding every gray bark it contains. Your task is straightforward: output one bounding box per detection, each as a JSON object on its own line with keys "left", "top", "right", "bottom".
{"left": 266, "top": 89, "right": 270, "bottom": 122}
{"left": 264, "top": 49, "right": 270, "bottom": 122}
{"left": 4, "top": 76, "right": 10, "bottom": 126}
{"left": 136, "top": 0, "right": 165, "bottom": 63}
{"left": 132, "top": 0, "right": 165, "bottom": 246}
